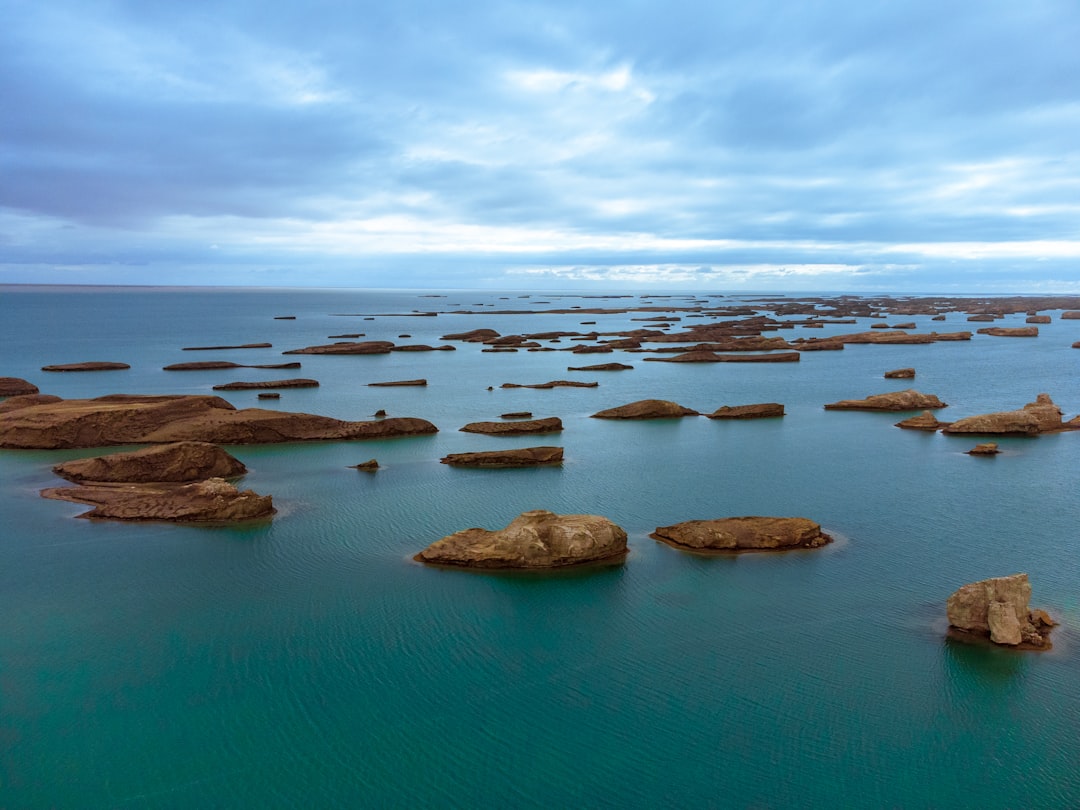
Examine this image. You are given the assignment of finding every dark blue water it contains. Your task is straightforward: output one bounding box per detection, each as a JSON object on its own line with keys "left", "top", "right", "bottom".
{"left": 2, "top": 286, "right": 1079, "bottom": 808}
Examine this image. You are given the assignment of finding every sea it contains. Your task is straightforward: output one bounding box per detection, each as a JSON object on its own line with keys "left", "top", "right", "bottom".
{"left": 1, "top": 285, "right": 1079, "bottom": 808}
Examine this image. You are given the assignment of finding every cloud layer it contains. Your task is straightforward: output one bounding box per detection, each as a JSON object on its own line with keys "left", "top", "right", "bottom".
{"left": 3, "top": 0, "right": 1080, "bottom": 290}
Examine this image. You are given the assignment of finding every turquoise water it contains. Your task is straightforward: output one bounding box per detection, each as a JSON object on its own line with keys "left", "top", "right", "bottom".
{"left": 2, "top": 286, "right": 1079, "bottom": 808}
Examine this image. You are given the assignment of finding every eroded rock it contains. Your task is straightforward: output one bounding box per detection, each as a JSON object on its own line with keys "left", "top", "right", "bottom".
{"left": 942, "top": 393, "right": 1069, "bottom": 435}
{"left": 460, "top": 417, "right": 563, "bottom": 435}
{"left": 651, "top": 516, "right": 832, "bottom": 552}
{"left": 440, "top": 446, "right": 563, "bottom": 467}
{"left": 825, "top": 389, "right": 947, "bottom": 411}
{"left": 52, "top": 441, "right": 248, "bottom": 483}
{"left": 591, "top": 400, "right": 699, "bottom": 419}
{"left": 41, "top": 477, "right": 274, "bottom": 522}
{"left": 946, "top": 573, "right": 1055, "bottom": 648}
{"left": 707, "top": 403, "right": 785, "bottom": 419}
{"left": 415, "top": 509, "right": 627, "bottom": 569}
{"left": 0, "top": 377, "right": 39, "bottom": 396}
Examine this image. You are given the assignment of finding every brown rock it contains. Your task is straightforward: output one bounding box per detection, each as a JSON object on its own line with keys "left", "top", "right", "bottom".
{"left": 0, "top": 394, "right": 437, "bottom": 449}
{"left": 441, "top": 329, "right": 501, "bottom": 341}
{"left": 350, "top": 459, "right": 379, "bottom": 471}
{"left": 825, "top": 389, "right": 947, "bottom": 411}
{"left": 440, "top": 446, "right": 564, "bottom": 467}
{"left": 460, "top": 417, "right": 563, "bottom": 435}
{"left": 0, "top": 394, "right": 64, "bottom": 414}
{"left": 415, "top": 509, "right": 627, "bottom": 569}
{"left": 212, "top": 378, "right": 319, "bottom": 390}
{"left": 258, "top": 393, "right": 280, "bottom": 400}
{"left": 644, "top": 351, "right": 800, "bottom": 363}
{"left": 651, "top": 516, "right": 832, "bottom": 552}
{"left": 976, "top": 326, "right": 1039, "bottom": 337}
{"left": 966, "top": 442, "right": 1000, "bottom": 455}
{"left": 500, "top": 380, "right": 598, "bottom": 389}
{"left": 1026, "top": 315, "right": 1051, "bottom": 324}
{"left": 1061, "top": 311, "right": 1080, "bottom": 319}
{"left": 591, "top": 400, "right": 699, "bottom": 419}
{"left": 0, "top": 377, "right": 39, "bottom": 396}
{"left": 567, "top": 363, "right": 634, "bottom": 371}
{"left": 41, "top": 477, "right": 274, "bottom": 523}
{"left": 500, "top": 412, "right": 533, "bottom": 419}
{"left": 163, "top": 361, "right": 301, "bottom": 371}
{"left": 182, "top": 343, "right": 273, "bottom": 351}
{"left": 368, "top": 379, "right": 428, "bottom": 387}
{"left": 707, "top": 403, "right": 785, "bottom": 419}
{"left": 967, "top": 314, "right": 997, "bottom": 322}
{"left": 282, "top": 341, "right": 395, "bottom": 355}
{"left": 895, "top": 411, "right": 950, "bottom": 431}
{"left": 41, "top": 362, "right": 130, "bottom": 372}
{"left": 946, "top": 573, "right": 1054, "bottom": 648}
{"left": 884, "top": 368, "right": 916, "bottom": 379}
{"left": 942, "top": 393, "right": 1068, "bottom": 435}
{"left": 52, "top": 441, "right": 248, "bottom": 484}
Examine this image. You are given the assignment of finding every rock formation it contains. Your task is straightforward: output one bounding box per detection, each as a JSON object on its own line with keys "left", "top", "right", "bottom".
{"left": 368, "top": 379, "right": 428, "bottom": 387}
{"left": 350, "top": 459, "right": 379, "bottom": 471}
{"left": 824, "top": 389, "right": 947, "bottom": 411}
{"left": 52, "top": 441, "right": 248, "bottom": 483}
{"left": 895, "top": 411, "right": 951, "bottom": 431}
{"left": 41, "top": 477, "right": 274, "bottom": 522}
{"left": 707, "top": 403, "right": 785, "bottom": 419}
{"left": 182, "top": 343, "right": 272, "bottom": 351}
{"left": 415, "top": 509, "right": 627, "bottom": 569}
{"left": 213, "top": 378, "right": 319, "bottom": 390}
{"left": 976, "top": 326, "right": 1039, "bottom": 337}
{"left": 41, "top": 362, "right": 130, "bottom": 372}
{"left": 643, "top": 351, "right": 800, "bottom": 363}
{"left": 966, "top": 442, "right": 1000, "bottom": 455}
{"left": 459, "top": 417, "right": 563, "bottom": 435}
{"left": 163, "top": 361, "right": 301, "bottom": 371}
{"left": 440, "top": 446, "right": 564, "bottom": 467}
{"left": 283, "top": 340, "right": 396, "bottom": 355}
{"left": 591, "top": 400, "right": 699, "bottom": 419}
{"left": 0, "top": 394, "right": 438, "bottom": 449}
{"left": 500, "top": 380, "right": 598, "bottom": 389}
{"left": 0, "top": 394, "right": 63, "bottom": 414}
{"left": 946, "top": 573, "right": 1055, "bottom": 648}
{"left": 942, "top": 393, "right": 1070, "bottom": 435}
{"left": 567, "top": 363, "right": 633, "bottom": 371}
{"left": 651, "top": 516, "right": 832, "bottom": 552}
{"left": 500, "top": 412, "right": 533, "bottom": 419}
{"left": 884, "top": 368, "right": 916, "bottom": 379}
{"left": 0, "top": 377, "right": 39, "bottom": 396}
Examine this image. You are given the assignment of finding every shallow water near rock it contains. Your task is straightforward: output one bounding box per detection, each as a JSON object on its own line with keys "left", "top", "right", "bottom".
{"left": 2, "top": 286, "right": 1080, "bottom": 807}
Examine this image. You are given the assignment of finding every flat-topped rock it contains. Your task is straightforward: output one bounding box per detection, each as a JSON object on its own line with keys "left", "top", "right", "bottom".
{"left": 651, "top": 516, "right": 832, "bottom": 552}
{"left": 440, "top": 446, "right": 564, "bottom": 467}
{"left": 884, "top": 368, "right": 916, "bottom": 379}
{"left": 1026, "top": 315, "right": 1051, "bottom": 324}
{"left": 500, "top": 380, "right": 598, "bottom": 389}
{"left": 440, "top": 328, "right": 500, "bottom": 341}
{"left": 500, "top": 411, "right": 533, "bottom": 419}
{"left": 182, "top": 343, "right": 272, "bottom": 351}
{"left": 0, "top": 377, "right": 39, "bottom": 396}
{"left": 895, "top": 410, "right": 951, "bottom": 431}
{"left": 283, "top": 341, "right": 396, "bottom": 355}
{"left": 942, "top": 393, "right": 1070, "bottom": 435}
{"left": 415, "top": 509, "right": 627, "bottom": 569}
{"left": 0, "top": 394, "right": 437, "bottom": 449}
{"left": 368, "top": 379, "right": 428, "bottom": 387}
{"left": 460, "top": 417, "right": 563, "bottom": 435}
{"left": 41, "top": 362, "right": 130, "bottom": 372}
{"left": 52, "top": 441, "right": 248, "bottom": 484}
{"left": 213, "top": 378, "right": 319, "bottom": 390}
{"left": 643, "top": 351, "right": 800, "bottom": 363}
{"left": 41, "top": 477, "right": 274, "bottom": 523}
{"left": 591, "top": 399, "right": 699, "bottom": 419}
{"left": 947, "top": 573, "right": 1055, "bottom": 648}
{"left": 567, "top": 363, "right": 633, "bottom": 371}
{"left": 976, "top": 326, "right": 1039, "bottom": 337}
{"left": 163, "top": 361, "right": 301, "bottom": 371}
{"left": 0, "top": 394, "right": 63, "bottom": 414}
{"left": 825, "top": 389, "right": 947, "bottom": 411}
{"left": 707, "top": 403, "right": 785, "bottom": 419}
{"left": 967, "top": 442, "right": 1000, "bottom": 455}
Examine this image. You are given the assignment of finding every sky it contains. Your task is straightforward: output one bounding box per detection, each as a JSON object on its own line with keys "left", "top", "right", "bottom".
{"left": 3, "top": 0, "right": 1080, "bottom": 291}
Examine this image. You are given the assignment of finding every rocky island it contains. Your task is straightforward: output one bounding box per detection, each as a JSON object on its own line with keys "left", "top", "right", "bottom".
{"left": 946, "top": 573, "right": 1056, "bottom": 648}
{"left": 651, "top": 516, "right": 832, "bottom": 553}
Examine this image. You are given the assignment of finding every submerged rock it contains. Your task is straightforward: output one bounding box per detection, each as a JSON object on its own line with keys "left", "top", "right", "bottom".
{"left": 415, "top": 509, "right": 627, "bottom": 569}
{"left": 946, "top": 573, "right": 1056, "bottom": 648}
{"left": 368, "top": 379, "right": 428, "bottom": 387}
{"left": 500, "top": 380, "right": 598, "bottom": 389}
{"left": 824, "top": 389, "right": 947, "bottom": 411}
{"left": 591, "top": 399, "right": 699, "bottom": 419}
{"left": 651, "top": 516, "right": 832, "bottom": 552}
{"left": 567, "top": 363, "right": 633, "bottom": 371}
{"left": 41, "top": 362, "right": 130, "bottom": 372}
{"left": 212, "top": 378, "right": 319, "bottom": 390}
{"left": 41, "top": 477, "right": 274, "bottom": 523}
{"left": 52, "top": 441, "right": 248, "bottom": 484}
{"left": 440, "top": 446, "right": 563, "bottom": 467}
{"left": 350, "top": 459, "right": 380, "bottom": 472}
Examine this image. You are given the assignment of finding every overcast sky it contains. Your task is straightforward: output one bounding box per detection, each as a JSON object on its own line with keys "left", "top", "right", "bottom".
{"left": 3, "top": 0, "right": 1079, "bottom": 291}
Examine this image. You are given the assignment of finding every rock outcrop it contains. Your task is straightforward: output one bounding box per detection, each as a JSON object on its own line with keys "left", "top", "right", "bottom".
{"left": 0, "top": 394, "right": 437, "bottom": 449}
{"left": 182, "top": 343, "right": 272, "bottom": 351}
{"left": 567, "top": 363, "right": 633, "bottom": 371}
{"left": 459, "top": 417, "right": 563, "bottom": 435}
{"left": 643, "top": 351, "right": 800, "bottom": 363}
{"left": 368, "top": 379, "right": 428, "bottom": 387}
{"left": 884, "top": 368, "right": 916, "bottom": 379}
{"left": 41, "top": 362, "right": 130, "bottom": 372}
{"left": 966, "top": 442, "right": 1000, "bottom": 455}
{"left": 440, "top": 446, "right": 564, "bottom": 467}
{"left": 707, "top": 403, "right": 785, "bottom": 419}
{"left": 946, "top": 573, "right": 1056, "bottom": 648}
{"left": 51, "top": 441, "right": 248, "bottom": 484}
{"left": 591, "top": 400, "right": 699, "bottom": 419}
{"left": 282, "top": 341, "right": 395, "bottom": 355}
{"left": 942, "top": 393, "right": 1070, "bottom": 435}
{"left": 824, "top": 389, "right": 947, "bottom": 411}
{"left": 415, "top": 509, "right": 627, "bottom": 569}
{"left": 0, "top": 377, "right": 39, "bottom": 396}
{"left": 0, "top": 394, "right": 63, "bottom": 414}
{"left": 976, "top": 326, "right": 1039, "bottom": 337}
{"left": 500, "top": 380, "right": 598, "bottom": 389}
{"left": 163, "top": 361, "right": 301, "bottom": 371}
{"left": 651, "top": 516, "right": 832, "bottom": 552}
{"left": 41, "top": 478, "right": 274, "bottom": 522}
{"left": 895, "top": 411, "right": 951, "bottom": 431}
{"left": 212, "top": 378, "right": 319, "bottom": 390}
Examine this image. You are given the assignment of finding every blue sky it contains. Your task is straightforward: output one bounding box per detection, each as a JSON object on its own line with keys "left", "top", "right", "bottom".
{"left": 3, "top": 0, "right": 1079, "bottom": 291}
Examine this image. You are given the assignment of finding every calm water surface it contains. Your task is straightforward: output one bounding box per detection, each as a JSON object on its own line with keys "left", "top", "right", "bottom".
{"left": 2, "top": 286, "right": 1079, "bottom": 808}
